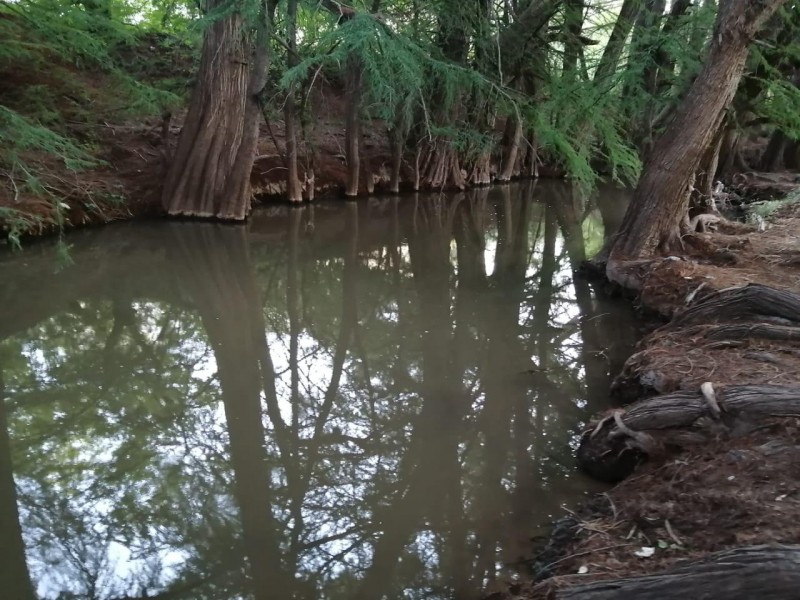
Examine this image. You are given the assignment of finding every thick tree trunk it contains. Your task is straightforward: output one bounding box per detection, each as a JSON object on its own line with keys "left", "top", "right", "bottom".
{"left": 162, "top": 2, "right": 272, "bottom": 219}
{"left": 610, "top": 0, "right": 787, "bottom": 260}
{"left": 389, "top": 125, "right": 404, "bottom": 193}
{"left": 593, "top": 0, "right": 640, "bottom": 86}
{"left": 498, "top": 115, "right": 522, "bottom": 182}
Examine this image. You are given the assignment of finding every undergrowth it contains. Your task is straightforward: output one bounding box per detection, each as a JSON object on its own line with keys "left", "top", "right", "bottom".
{"left": 0, "top": 0, "right": 187, "bottom": 245}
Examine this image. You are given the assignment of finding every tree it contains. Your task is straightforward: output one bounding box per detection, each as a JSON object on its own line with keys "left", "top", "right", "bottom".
{"left": 607, "top": 0, "right": 787, "bottom": 273}
{"left": 161, "top": 0, "right": 275, "bottom": 219}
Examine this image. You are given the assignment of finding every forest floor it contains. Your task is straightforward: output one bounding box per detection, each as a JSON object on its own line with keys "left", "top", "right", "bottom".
{"left": 488, "top": 186, "right": 800, "bottom": 599}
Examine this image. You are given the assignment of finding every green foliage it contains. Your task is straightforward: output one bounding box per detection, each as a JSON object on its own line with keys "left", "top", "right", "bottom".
{"left": 0, "top": 0, "right": 188, "bottom": 243}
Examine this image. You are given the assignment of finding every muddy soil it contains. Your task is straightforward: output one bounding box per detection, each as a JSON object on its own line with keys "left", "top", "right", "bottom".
{"left": 487, "top": 191, "right": 800, "bottom": 599}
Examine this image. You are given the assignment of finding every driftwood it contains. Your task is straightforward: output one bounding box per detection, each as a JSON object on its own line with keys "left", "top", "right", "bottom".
{"left": 558, "top": 545, "right": 800, "bottom": 599}
{"left": 578, "top": 384, "right": 800, "bottom": 482}
{"left": 670, "top": 284, "right": 800, "bottom": 328}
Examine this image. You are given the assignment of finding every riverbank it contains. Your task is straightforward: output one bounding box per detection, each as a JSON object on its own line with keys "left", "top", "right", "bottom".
{"left": 2, "top": 18, "right": 555, "bottom": 244}
{"left": 493, "top": 190, "right": 800, "bottom": 599}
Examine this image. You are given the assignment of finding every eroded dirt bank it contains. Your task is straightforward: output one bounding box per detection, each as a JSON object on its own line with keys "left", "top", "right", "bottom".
{"left": 491, "top": 196, "right": 800, "bottom": 599}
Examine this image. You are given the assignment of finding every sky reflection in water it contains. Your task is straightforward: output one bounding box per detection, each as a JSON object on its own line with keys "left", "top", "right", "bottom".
{"left": 0, "top": 181, "right": 637, "bottom": 600}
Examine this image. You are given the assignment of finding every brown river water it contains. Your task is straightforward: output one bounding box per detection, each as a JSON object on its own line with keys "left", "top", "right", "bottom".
{"left": 0, "top": 181, "right": 638, "bottom": 599}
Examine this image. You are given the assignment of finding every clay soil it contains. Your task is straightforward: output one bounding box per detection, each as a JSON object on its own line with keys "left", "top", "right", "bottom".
{"left": 0, "top": 92, "right": 398, "bottom": 238}
{"left": 487, "top": 190, "right": 800, "bottom": 599}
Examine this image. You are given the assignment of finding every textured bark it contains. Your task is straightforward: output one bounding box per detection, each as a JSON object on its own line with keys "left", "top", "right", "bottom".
{"left": 498, "top": 115, "right": 522, "bottom": 182}
{"left": 559, "top": 545, "right": 800, "bottom": 600}
{"left": 610, "top": 0, "right": 787, "bottom": 260}
{"left": 692, "top": 123, "right": 725, "bottom": 213}
{"left": 162, "top": 1, "right": 272, "bottom": 219}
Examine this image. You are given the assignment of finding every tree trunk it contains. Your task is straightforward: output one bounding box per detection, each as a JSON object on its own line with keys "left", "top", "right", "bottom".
{"left": 761, "top": 129, "right": 789, "bottom": 171}
{"left": 717, "top": 125, "right": 746, "bottom": 181}
{"left": 498, "top": 115, "right": 522, "bottom": 182}
{"left": 389, "top": 124, "right": 404, "bottom": 193}
{"left": 562, "top": 0, "right": 585, "bottom": 83}
{"left": 593, "top": 0, "right": 641, "bottom": 86}
{"left": 285, "top": 0, "right": 303, "bottom": 203}
{"left": 610, "top": 0, "right": 787, "bottom": 261}
{"left": 692, "top": 123, "right": 725, "bottom": 214}
{"left": 344, "top": 55, "right": 363, "bottom": 197}
{"left": 162, "top": 1, "right": 272, "bottom": 219}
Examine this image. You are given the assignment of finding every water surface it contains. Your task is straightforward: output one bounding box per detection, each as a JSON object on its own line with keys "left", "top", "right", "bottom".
{"left": 0, "top": 182, "right": 637, "bottom": 600}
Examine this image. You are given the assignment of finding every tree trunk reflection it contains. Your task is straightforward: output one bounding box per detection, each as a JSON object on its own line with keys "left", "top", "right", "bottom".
{"left": 0, "top": 364, "right": 35, "bottom": 600}
{"left": 168, "top": 223, "right": 284, "bottom": 599}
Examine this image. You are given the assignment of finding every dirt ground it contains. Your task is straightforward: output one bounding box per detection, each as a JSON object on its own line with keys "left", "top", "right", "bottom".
{"left": 487, "top": 191, "right": 800, "bottom": 599}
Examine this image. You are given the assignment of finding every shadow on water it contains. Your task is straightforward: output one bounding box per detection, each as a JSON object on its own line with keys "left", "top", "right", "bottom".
{"left": 0, "top": 181, "right": 638, "bottom": 600}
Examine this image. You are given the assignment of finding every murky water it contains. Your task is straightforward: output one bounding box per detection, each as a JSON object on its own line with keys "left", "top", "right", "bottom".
{"left": 0, "top": 182, "right": 637, "bottom": 600}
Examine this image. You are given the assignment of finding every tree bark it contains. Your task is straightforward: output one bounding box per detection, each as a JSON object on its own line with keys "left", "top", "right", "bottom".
{"left": 593, "top": 0, "right": 640, "bottom": 86}
{"left": 761, "top": 129, "right": 789, "bottom": 171}
{"left": 558, "top": 545, "right": 800, "bottom": 600}
{"left": 670, "top": 283, "right": 800, "bottom": 328}
{"left": 498, "top": 115, "right": 522, "bottom": 182}
{"left": 610, "top": 0, "right": 787, "bottom": 260}
{"left": 162, "top": 1, "right": 273, "bottom": 219}
{"left": 579, "top": 384, "right": 800, "bottom": 482}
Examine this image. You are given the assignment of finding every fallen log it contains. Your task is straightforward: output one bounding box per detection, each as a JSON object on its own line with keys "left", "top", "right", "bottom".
{"left": 557, "top": 545, "right": 800, "bottom": 600}
{"left": 670, "top": 284, "right": 800, "bottom": 328}
{"left": 578, "top": 384, "right": 800, "bottom": 482}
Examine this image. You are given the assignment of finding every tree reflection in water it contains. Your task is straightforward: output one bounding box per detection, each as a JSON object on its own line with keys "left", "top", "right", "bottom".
{"left": 0, "top": 182, "right": 638, "bottom": 600}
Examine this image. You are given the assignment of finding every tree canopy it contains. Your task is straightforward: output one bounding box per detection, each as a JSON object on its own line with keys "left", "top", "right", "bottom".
{"left": 2, "top": 0, "right": 800, "bottom": 234}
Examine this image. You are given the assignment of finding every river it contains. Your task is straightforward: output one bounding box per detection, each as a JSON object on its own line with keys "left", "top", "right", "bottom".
{"left": 0, "top": 181, "right": 638, "bottom": 599}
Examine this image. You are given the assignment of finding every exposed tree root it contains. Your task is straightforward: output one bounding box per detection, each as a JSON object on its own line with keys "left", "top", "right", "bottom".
{"left": 670, "top": 283, "right": 800, "bottom": 328}
{"left": 704, "top": 323, "right": 800, "bottom": 342}
{"left": 554, "top": 545, "right": 800, "bottom": 599}
{"left": 578, "top": 383, "right": 800, "bottom": 482}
